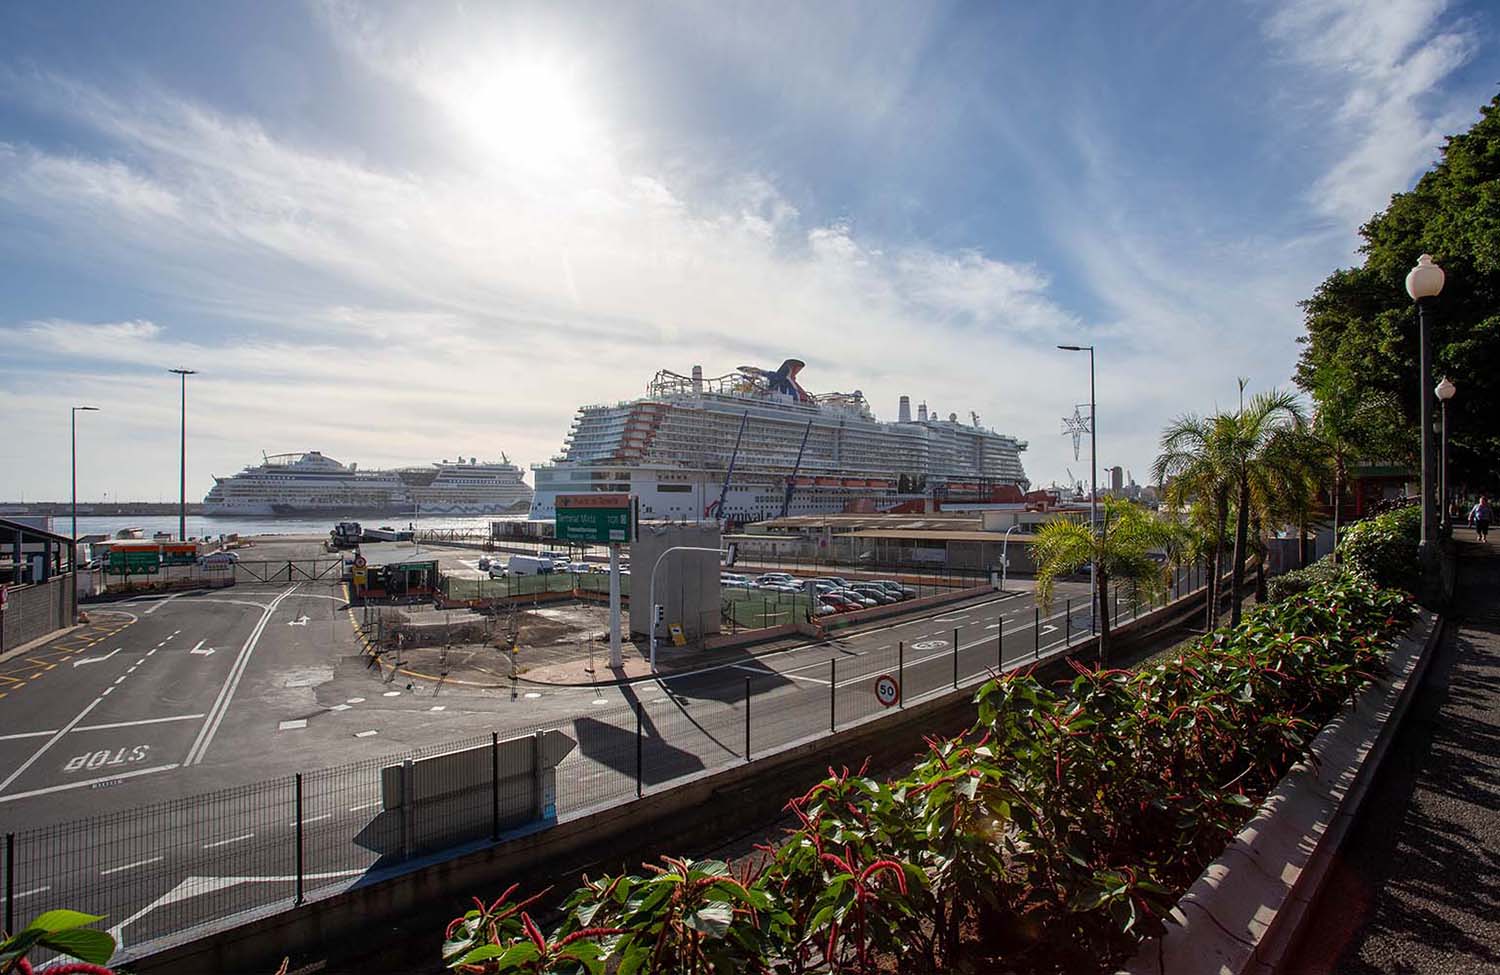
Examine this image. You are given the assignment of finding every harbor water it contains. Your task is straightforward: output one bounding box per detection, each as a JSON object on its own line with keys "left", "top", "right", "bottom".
{"left": 63, "top": 513, "right": 529, "bottom": 540}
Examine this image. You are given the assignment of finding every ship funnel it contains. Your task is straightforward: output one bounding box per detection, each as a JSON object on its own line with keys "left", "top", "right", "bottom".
{"left": 949, "top": 412, "right": 958, "bottom": 422}
{"left": 692, "top": 365, "right": 703, "bottom": 393}
{"left": 918, "top": 402, "right": 928, "bottom": 421}
{"left": 898, "top": 396, "right": 911, "bottom": 423}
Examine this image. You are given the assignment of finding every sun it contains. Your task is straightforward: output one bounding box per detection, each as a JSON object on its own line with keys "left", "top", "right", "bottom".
{"left": 447, "top": 56, "right": 595, "bottom": 172}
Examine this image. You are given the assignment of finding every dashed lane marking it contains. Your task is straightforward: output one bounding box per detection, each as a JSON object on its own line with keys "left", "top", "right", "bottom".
{"left": 349, "top": 799, "right": 381, "bottom": 811}
{"left": 14, "top": 885, "right": 51, "bottom": 900}
{"left": 203, "top": 834, "right": 254, "bottom": 849}
{"left": 354, "top": 730, "right": 378, "bottom": 738}
{"left": 100, "top": 856, "right": 164, "bottom": 876}
{"left": 278, "top": 719, "right": 308, "bottom": 731}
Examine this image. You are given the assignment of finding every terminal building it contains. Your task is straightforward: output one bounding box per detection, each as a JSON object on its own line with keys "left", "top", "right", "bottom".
{"left": 0, "top": 517, "right": 79, "bottom": 653}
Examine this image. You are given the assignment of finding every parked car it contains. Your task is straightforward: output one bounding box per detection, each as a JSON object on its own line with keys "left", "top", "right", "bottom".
{"left": 755, "top": 572, "right": 795, "bottom": 586}
{"left": 829, "top": 588, "right": 877, "bottom": 607}
{"left": 477, "top": 556, "right": 493, "bottom": 570}
{"left": 201, "top": 551, "right": 237, "bottom": 566}
{"left": 849, "top": 585, "right": 895, "bottom": 605}
{"left": 818, "top": 576, "right": 853, "bottom": 589}
{"left": 487, "top": 564, "right": 509, "bottom": 579}
{"left": 869, "top": 580, "right": 916, "bottom": 599}
{"left": 720, "top": 573, "right": 754, "bottom": 589}
{"left": 565, "top": 562, "right": 591, "bottom": 573}
{"left": 761, "top": 583, "right": 802, "bottom": 594}
{"left": 813, "top": 603, "right": 838, "bottom": 617}
{"left": 507, "top": 555, "right": 554, "bottom": 576}
{"left": 819, "top": 593, "right": 859, "bottom": 612}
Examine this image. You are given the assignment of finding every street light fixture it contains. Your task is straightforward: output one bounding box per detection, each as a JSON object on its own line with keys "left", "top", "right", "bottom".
{"left": 71, "top": 406, "right": 100, "bottom": 565}
{"left": 1436, "top": 376, "right": 1456, "bottom": 533}
{"left": 168, "top": 368, "right": 196, "bottom": 541}
{"left": 1404, "top": 255, "right": 1444, "bottom": 561}
{"left": 1057, "top": 344, "right": 1098, "bottom": 632}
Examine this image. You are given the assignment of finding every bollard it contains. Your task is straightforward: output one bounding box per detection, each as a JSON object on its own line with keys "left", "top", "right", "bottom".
{"left": 744, "top": 677, "right": 752, "bottom": 761}
{"left": 898, "top": 640, "right": 905, "bottom": 708}
{"left": 294, "top": 773, "right": 305, "bottom": 906}
{"left": 491, "top": 731, "right": 500, "bottom": 840}
{"left": 829, "top": 659, "right": 837, "bottom": 732}
{"left": 953, "top": 627, "right": 959, "bottom": 688}
{"left": 635, "top": 703, "right": 643, "bottom": 798}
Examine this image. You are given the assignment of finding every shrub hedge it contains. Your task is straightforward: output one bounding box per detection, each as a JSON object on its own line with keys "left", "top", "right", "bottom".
{"left": 1335, "top": 504, "right": 1421, "bottom": 594}
{"left": 445, "top": 575, "right": 1415, "bottom": 974}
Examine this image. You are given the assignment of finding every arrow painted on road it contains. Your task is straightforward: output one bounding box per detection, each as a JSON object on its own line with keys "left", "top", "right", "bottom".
{"left": 288, "top": 616, "right": 309, "bottom": 627}
{"left": 73, "top": 648, "right": 121, "bottom": 668}
{"left": 190, "top": 640, "right": 216, "bottom": 657}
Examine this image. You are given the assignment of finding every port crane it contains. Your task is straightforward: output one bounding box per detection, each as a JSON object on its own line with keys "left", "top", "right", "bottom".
{"left": 780, "top": 419, "right": 815, "bottom": 518}
{"left": 708, "top": 411, "right": 751, "bottom": 524}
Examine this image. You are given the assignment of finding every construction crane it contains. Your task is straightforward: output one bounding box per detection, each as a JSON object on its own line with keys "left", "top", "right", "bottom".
{"left": 780, "top": 420, "right": 814, "bottom": 518}
{"left": 709, "top": 412, "right": 751, "bottom": 524}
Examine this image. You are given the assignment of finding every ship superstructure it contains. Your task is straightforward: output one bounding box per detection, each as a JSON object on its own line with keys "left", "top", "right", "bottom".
{"left": 204, "top": 451, "right": 532, "bottom": 516}
{"left": 530, "top": 359, "right": 1028, "bottom": 521}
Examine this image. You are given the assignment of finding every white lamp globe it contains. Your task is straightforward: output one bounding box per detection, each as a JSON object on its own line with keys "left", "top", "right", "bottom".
{"left": 1406, "top": 254, "right": 1445, "bottom": 300}
{"left": 1436, "top": 377, "right": 1456, "bottom": 401}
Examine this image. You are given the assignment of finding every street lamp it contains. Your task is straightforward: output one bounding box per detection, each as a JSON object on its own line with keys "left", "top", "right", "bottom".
{"left": 1436, "top": 376, "right": 1455, "bottom": 533}
{"left": 71, "top": 406, "right": 100, "bottom": 563}
{"left": 1404, "top": 255, "right": 1444, "bottom": 560}
{"left": 168, "top": 368, "right": 196, "bottom": 541}
{"left": 1057, "top": 344, "right": 1097, "bottom": 631}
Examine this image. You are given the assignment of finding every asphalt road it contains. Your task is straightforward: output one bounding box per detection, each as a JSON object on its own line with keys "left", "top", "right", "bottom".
{"left": 0, "top": 568, "right": 1194, "bottom": 959}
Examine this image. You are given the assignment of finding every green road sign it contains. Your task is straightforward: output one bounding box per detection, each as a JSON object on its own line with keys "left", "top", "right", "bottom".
{"left": 555, "top": 494, "right": 632, "bottom": 543}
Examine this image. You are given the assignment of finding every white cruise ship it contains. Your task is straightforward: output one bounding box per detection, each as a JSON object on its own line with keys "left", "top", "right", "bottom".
{"left": 530, "top": 359, "right": 1028, "bottom": 522}
{"left": 204, "top": 452, "right": 532, "bottom": 516}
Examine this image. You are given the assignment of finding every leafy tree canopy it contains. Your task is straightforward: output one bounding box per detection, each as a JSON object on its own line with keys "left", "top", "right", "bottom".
{"left": 1297, "top": 93, "right": 1500, "bottom": 487}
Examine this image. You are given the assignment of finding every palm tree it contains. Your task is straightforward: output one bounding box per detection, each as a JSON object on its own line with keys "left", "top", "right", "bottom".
{"left": 1032, "top": 498, "right": 1172, "bottom": 664}
{"left": 1153, "top": 413, "right": 1236, "bottom": 629}
{"left": 1223, "top": 390, "right": 1307, "bottom": 624}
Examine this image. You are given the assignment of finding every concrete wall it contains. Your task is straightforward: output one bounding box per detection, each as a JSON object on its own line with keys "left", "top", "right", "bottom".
{"left": 0, "top": 574, "right": 75, "bottom": 653}
{"left": 628, "top": 522, "right": 721, "bottom": 642}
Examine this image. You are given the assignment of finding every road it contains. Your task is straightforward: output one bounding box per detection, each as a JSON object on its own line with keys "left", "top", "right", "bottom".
{"left": 0, "top": 568, "right": 1196, "bottom": 959}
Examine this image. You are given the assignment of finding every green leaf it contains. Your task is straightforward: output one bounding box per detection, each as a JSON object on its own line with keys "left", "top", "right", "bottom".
{"left": 23, "top": 910, "right": 105, "bottom": 935}
{"left": 684, "top": 902, "right": 735, "bottom": 939}
{"left": 456, "top": 943, "right": 509, "bottom": 965}
{"left": 38, "top": 928, "right": 116, "bottom": 966}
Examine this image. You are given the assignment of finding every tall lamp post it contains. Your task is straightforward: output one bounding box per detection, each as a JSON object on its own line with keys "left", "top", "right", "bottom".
{"left": 1058, "top": 344, "right": 1097, "bottom": 631}
{"left": 168, "top": 368, "right": 196, "bottom": 541}
{"left": 1404, "top": 255, "right": 1444, "bottom": 561}
{"left": 1436, "top": 377, "right": 1455, "bottom": 533}
{"left": 71, "top": 406, "right": 100, "bottom": 562}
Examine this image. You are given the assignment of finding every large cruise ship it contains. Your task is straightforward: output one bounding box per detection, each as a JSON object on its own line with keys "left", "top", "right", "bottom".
{"left": 530, "top": 359, "right": 1028, "bottom": 522}
{"left": 204, "top": 452, "right": 532, "bottom": 516}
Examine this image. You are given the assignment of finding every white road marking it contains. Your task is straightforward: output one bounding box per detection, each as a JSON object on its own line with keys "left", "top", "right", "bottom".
{"left": 184, "top": 585, "right": 300, "bottom": 767}
{"left": 101, "top": 855, "right": 164, "bottom": 876}
{"left": 127, "top": 666, "right": 138, "bottom": 674}
{"left": 330, "top": 704, "right": 351, "bottom": 712}
{"left": 383, "top": 691, "right": 402, "bottom": 697}
{"left": 147, "top": 648, "right": 158, "bottom": 657}
{"left": 203, "top": 834, "right": 254, "bottom": 849}
{"left": 101, "top": 688, "right": 113, "bottom": 696}
{"left": 107, "top": 869, "right": 367, "bottom": 948}
{"left": 72, "top": 648, "right": 121, "bottom": 668}
{"left": 346, "top": 697, "right": 365, "bottom": 704}
{"left": 349, "top": 799, "right": 381, "bottom": 811}
{"left": 731, "top": 662, "right": 829, "bottom": 685}
{"left": 354, "top": 730, "right": 378, "bottom": 738}
{"left": 135, "top": 658, "right": 146, "bottom": 665}
{"left": 523, "top": 692, "right": 541, "bottom": 699}
{"left": 288, "top": 615, "right": 309, "bottom": 626}
{"left": 299, "top": 813, "right": 333, "bottom": 825}
{"left": 0, "top": 696, "right": 104, "bottom": 795}
{"left": 277, "top": 719, "right": 308, "bottom": 731}
{"left": 592, "top": 699, "right": 609, "bottom": 706}
{"left": 113, "top": 676, "right": 126, "bottom": 685}
{"left": 429, "top": 705, "right": 446, "bottom": 712}
{"left": 0, "top": 729, "right": 59, "bottom": 742}
{"left": 189, "top": 640, "right": 216, "bottom": 656}
{"left": 75, "top": 713, "right": 206, "bottom": 732}
{"left": 13, "top": 885, "right": 51, "bottom": 900}
{"left": 0, "top": 763, "right": 180, "bottom": 804}
{"left": 143, "top": 592, "right": 185, "bottom": 615}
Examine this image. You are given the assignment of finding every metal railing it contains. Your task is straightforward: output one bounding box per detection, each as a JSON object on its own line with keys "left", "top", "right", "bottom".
{"left": 3, "top": 570, "right": 1207, "bottom": 961}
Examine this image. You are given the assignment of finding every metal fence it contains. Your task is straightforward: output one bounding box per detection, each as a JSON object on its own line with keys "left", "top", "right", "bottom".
{"left": 3, "top": 570, "right": 1207, "bottom": 961}
{"left": 94, "top": 559, "right": 345, "bottom": 594}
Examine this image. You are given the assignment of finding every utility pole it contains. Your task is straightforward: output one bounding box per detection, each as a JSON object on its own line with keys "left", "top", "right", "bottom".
{"left": 168, "top": 369, "right": 196, "bottom": 541}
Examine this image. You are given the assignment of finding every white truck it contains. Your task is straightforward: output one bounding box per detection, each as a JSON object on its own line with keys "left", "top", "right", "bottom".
{"left": 506, "top": 555, "right": 555, "bottom": 576}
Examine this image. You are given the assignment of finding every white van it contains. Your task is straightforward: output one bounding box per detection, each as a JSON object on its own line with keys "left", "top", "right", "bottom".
{"left": 507, "top": 555, "right": 555, "bottom": 576}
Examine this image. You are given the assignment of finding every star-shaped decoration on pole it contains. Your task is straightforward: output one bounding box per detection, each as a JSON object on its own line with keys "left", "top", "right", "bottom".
{"left": 1061, "top": 404, "right": 1092, "bottom": 461}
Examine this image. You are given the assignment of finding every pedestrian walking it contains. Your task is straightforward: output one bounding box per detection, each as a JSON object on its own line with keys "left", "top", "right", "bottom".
{"left": 1471, "top": 496, "right": 1493, "bottom": 541}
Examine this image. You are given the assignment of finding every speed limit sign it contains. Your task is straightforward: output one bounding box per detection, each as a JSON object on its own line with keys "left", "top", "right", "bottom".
{"left": 874, "top": 673, "right": 900, "bottom": 708}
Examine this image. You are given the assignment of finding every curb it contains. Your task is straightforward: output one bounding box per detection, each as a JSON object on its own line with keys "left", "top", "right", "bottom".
{"left": 1120, "top": 608, "right": 1444, "bottom": 975}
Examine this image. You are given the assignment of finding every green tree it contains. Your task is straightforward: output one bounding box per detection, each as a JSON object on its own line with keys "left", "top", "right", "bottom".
{"left": 1031, "top": 498, "right": 1171, "bottom": 664}
{"left": 1153, "top": 413, "right": 1236, "bottom": 629}
{"left": 1296, "top": 94, "right": 1500, "bottom": 489}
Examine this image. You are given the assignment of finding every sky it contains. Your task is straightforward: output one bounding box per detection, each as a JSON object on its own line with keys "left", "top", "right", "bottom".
{"left": 1, "top": 0, "right": 1496, "bottom": 503}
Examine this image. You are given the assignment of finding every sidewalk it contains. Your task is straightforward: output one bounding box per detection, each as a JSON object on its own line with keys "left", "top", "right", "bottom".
{"left": 1288, "top": 532, "right": 1500, "bottom": 972}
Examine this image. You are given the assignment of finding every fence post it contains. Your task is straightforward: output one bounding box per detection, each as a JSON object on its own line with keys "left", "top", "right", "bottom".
{"left": 830, "top": 659, "right": 837, "bottom": 732}
{"left": 491, "top": 731, "right": 500, "bottom": 841}
{"left": 400, "top": 759, "right": 414, "bottom": 860}
{"left": 898, "top": 641, "right": 905, "bottom": 708}
{"left": 952, "top": 627, "right": 959, "bottom": 688}
{"left": 1034, "top": 605, "right": 1040, "bottom": 659}
{"left": 1065, "top": 598, "right": 1071, "bottom": 646}
{"left": 5, "top": 831, "right": 13, "bottom": 936}
{"left": 294, "top": 773, "right": 305, "bottom": 906}
{"left": 997, "top": 618, "right": 1003, "bottom": 670}
{"left": 635, "top": 703, "right": 643, "bottom": 798}
{"left": 744, "top": 677, "right": 751, "bottom": 761}
{"left": 532, "top": 731, "right": 545, "bottom": 820}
